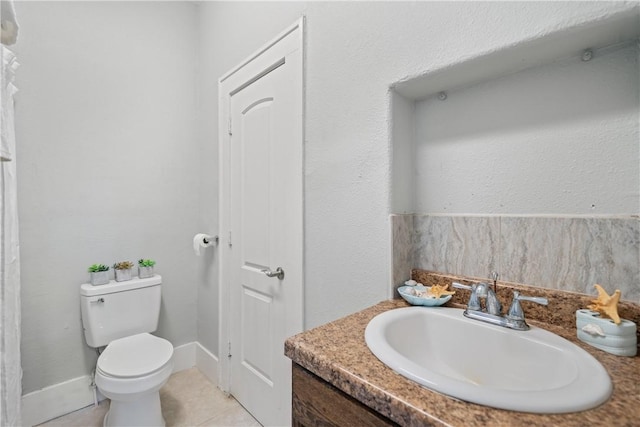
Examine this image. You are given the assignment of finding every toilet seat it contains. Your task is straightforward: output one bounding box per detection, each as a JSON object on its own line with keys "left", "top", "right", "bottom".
{"left": 98, "top": 333, "right": 173, "bottom": 378}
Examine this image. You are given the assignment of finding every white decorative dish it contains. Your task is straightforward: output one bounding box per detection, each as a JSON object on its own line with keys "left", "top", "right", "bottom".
{"left": 397, "top": 285, "right": 452, "bottom": 307}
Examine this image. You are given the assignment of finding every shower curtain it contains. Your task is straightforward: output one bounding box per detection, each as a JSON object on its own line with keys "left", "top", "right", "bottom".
{"left": 1, "top": 0, "right": 21, "bottom": 423}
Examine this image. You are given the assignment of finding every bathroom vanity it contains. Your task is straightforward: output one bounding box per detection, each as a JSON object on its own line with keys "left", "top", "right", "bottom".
{"left": 285, "top": 271, "right": 640, "bottom": 427}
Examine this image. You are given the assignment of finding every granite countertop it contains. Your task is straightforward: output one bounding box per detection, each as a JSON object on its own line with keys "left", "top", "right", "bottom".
{"left": 285, "top": 298, "right": 640, "bottom": 427}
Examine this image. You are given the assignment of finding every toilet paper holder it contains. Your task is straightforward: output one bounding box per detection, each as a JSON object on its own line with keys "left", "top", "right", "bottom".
{"left": 203, "top": 235, "right": 219, "bottom": 245}
{"left": 193, "top": 233, "right": 219, "bottom": 256}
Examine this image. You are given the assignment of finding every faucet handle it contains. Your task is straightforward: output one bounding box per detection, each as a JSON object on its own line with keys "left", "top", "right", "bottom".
{"left": 452, "top": 282, "right": 481, "bottom": 311}
{"left": 507, "top": 291, "right": 548, "bottom": 322}
{"left": 452, "top": 282, "right": 471, "bottom": 291}
{"left": 515, "top": 293, "right": 548, "bottom": 306}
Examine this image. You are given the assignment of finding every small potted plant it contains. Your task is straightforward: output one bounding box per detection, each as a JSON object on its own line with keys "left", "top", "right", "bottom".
{"left": 113, "top": 261, "right": 135, "bottom": 282}
{"left": 138, "top": 259, "right": 156, "bottom": 279}
{"left": 88, "top": 264, "right": 110, "bottom": 286}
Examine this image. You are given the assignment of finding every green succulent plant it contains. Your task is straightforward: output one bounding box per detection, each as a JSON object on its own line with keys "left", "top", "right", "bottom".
{"left": 138, "top": 259, "right": 156, "bottom": 267}
{"left": 88, "top": 264, "right": 109, "bottom": 273}
{"left": 113, "top": 261, "right": 135, "bottom": 270}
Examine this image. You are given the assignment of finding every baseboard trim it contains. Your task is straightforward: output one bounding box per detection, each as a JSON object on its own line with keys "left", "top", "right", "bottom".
{"left": 21, "top": 341, "right": 218, "bottom": 426}
{"left": 172, "top": 341, "right": 196, "bottom": 373}
{"left": 22, "top": 375, "right": 98, "bottom": 427}
{"left": 195, "top": 342, "right": 219, "bottom": 386}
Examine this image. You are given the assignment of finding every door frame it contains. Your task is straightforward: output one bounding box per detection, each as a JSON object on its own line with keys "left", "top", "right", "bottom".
{"left": 218, "top": 17, "right": 304, "bottom": 394}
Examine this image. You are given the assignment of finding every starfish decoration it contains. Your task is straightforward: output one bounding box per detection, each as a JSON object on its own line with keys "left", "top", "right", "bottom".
{"left": 587, "top": 284, "right": 621, "bottom": 325}
{"left": 427, "top": 284, "right": 455, "bottom": 298}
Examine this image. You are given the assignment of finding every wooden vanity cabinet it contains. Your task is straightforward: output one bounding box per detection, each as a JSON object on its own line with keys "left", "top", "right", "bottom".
{"left": 292, "top": 363, "right": 398, "bottom": 427}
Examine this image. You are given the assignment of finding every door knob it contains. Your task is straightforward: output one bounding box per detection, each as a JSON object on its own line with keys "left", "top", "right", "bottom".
{"left": 261, "top": 267, "right": 285, "bottom": 280}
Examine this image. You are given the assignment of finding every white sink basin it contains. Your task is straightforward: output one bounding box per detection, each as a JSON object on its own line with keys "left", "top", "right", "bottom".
{"left": 365, "top": 307, "right": 612, "bottom": 413}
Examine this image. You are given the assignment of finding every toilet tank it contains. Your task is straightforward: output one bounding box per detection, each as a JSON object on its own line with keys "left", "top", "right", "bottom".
{"left": 80, "top": 275, "right": 163, "bottom": 347}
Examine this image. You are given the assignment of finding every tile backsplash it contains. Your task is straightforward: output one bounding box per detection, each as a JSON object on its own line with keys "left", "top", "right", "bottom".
{"left": 391, "top": 214, "right": 640, "bottom": 303}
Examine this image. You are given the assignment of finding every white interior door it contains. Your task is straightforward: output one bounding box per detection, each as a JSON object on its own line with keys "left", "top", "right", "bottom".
{"left": 219, "top": 20, "right": 303, "bottom": 427}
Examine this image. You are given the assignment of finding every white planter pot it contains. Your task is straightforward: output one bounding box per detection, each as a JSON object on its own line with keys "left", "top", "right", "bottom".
{"left": 115, "top": 268, "right": 132, "bottom": 282}
{"left": 90, "top": 271, "right": 110, "bottom": 286}
{"left": 139, "top": 266, "right": 154, "bottom": 279}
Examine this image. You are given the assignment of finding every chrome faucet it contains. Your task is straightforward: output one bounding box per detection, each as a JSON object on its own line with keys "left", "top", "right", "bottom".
{"left": 459, "top": 282, "right": 502, "bottom": 315}
{"left": 452, "top": 281, "right": 548, "bottom": 331}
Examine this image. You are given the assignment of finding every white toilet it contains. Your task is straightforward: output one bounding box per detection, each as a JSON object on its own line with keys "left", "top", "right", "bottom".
{"left": 80, "top": 275, "right": 174, "bottom": 426}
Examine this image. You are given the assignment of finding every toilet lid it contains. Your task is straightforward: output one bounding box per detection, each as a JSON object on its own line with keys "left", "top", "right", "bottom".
{"left": 97, "top": 333, "right": 174, "bottom": 378}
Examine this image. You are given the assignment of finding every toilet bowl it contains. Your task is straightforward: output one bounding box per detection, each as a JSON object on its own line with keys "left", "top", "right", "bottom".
{"left": 95, "top": 333, "right": 174, "bottom": 427}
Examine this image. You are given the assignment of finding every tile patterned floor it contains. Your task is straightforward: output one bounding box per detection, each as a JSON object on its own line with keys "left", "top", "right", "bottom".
{"left": 37, "top": 368, "right": 261, "bottom": 427}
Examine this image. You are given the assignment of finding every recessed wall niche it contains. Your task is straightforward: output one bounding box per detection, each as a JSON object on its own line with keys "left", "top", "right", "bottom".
{"left": 389, "top": 10, "right": 640, "bottom": 301}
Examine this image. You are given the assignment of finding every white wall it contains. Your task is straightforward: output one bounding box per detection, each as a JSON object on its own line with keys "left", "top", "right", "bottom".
{"left": 198, "top": 1, "right": 639, "bottom": 337}
{"left": 391, "top": 90, "right": 415, "bottom": 214}
{"left": 14, "top": 1, "right": 200, "bottom": 394}
{"left": 414, "top": 43, "right": 639, "bottom": 215}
